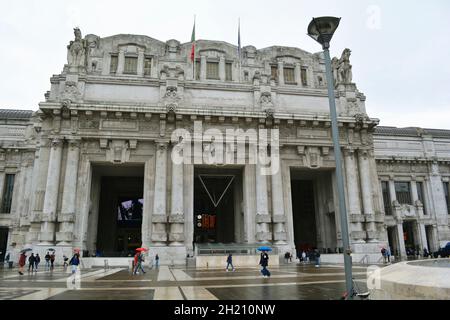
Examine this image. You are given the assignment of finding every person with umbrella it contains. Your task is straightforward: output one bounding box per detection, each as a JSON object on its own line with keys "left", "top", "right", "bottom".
{"left": 45, "top": 251, "right": 51, "bottom": 270}
{"left": 258, "top": 247, "right": 271, "bottom": 278}
{"left": 69, "top": 251, "right": 81, "bottom": 284}
{"left": 134, "top": 248, "right": 147, "bottom": 275}
{"left": 18, "top": 250, "right": 28, "bottom": 275}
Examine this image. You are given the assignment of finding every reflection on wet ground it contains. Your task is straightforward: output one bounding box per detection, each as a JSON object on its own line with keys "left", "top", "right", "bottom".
{"left": 0, "top": 263, "right": 370, "bottom": 300}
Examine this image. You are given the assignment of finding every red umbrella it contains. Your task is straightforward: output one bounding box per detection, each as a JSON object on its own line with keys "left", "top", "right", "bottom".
{"left": 135, "top": 248, "right": 148, "bottom": 252}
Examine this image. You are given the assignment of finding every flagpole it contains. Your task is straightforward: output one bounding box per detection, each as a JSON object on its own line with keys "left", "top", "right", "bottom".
{"left": 238, "top": 17, "right": 241, "bottom": 82}
{"left": 193, "top": 15, "right": 196, "bottom": 81}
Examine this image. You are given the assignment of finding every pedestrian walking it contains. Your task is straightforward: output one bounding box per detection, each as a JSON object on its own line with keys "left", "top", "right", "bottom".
{"left": 301, "top": 251, "right": 307, "bottom": 264}
{"left": 386, "top": 247, "right": 391, "bottom": 263}
{"left": 134, "top": 252, "right": 146, "bottom": 275}
{"left": 225, "top": 253, "right": 235, "bottom": 272}
{"left": 154, "top": 253, "right": 159, "bottom": 268}
{"left": 381, "top": 247, "right": 387, "bottom": 263}
{"left": 63, "top": 255, "right": 69, "bottom": 269}
{"left": 69, "top": 253, "right": 80, "bottom": 284}
{"left": 259, "top": 251, "right": 270, "bottom": 277}
{"left": 34, "top": 254, "right": 41, "bottom": 272}
{"left": 50, "top": 252, "right": 55, "bottom": 270}
{"left": 45, "top": 252, "right": 51, "bottom": 270}
{"left": 28, "top": 253, "right": 36, "bottom": 272}
{"left": 315, "top": 249, "right": 321, "bottom": 267}
{"left": 18, "top": 252, "right": 26, "bottom": 275}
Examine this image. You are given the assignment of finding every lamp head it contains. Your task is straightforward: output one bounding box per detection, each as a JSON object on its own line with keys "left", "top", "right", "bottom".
{"left": 307, "top": 16, "right": 341, "bottom": 49}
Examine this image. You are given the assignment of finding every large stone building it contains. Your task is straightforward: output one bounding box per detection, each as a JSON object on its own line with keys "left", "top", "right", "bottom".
{"left": 0, "top": 29, "right": 449, "bottom": 264}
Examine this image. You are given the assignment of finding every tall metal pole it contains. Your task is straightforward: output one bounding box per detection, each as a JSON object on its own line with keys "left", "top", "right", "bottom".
{"left": 322, "top": 47, "right": 354, "bottom": 299}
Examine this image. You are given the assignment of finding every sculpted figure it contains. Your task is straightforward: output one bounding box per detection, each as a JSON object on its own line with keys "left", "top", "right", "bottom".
{"left": 338, "top": 48, "right": 352, "bottom": 84}
{"left": 67, "top": 27, "right": 86, "bottom": 67}
{"left": 331, "top": 57, "right": 340, "bottom": 85}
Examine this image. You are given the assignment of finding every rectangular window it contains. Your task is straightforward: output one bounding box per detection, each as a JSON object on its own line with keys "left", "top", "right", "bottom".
{"left": 301, "top": 68, "right": 308, "bottom": 86}
{"left": 124, "top": 56, "right": 138, "bottom": 74}
{"left": 225, "top": 62, "right": 232, "bottom": 81}
{"left": 395, "top": 181, "right": 412, "bottom": 205}
{"left": 110, "top": 55, "right": 118, "bottom": 74}
{"left": 206, "top": 61, "right": 219, "bottom": 79}
{"left": 144, "top": 57, "right": 152, "bottom": 76}
{"left": 271, "top": 66, "right": 278, "bottom": 82}
{"left": 416, "top": 181, "right": 427, "bottom": 215}
{"left": 381, "top": 181, "right": 391, "bottom": 215}
{"left": 284, "top": 67, "right": 295, "bottom": 84}
{"left": 444, "top": 182, "right": 450, "bottom": 215}
{"left": 1, "top": 174, "right": 15, "bottom": 213}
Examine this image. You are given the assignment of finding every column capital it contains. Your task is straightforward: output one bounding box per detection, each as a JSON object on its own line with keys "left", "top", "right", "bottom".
{"left": 155, "top": 140, "right": 169, "bottom": 150}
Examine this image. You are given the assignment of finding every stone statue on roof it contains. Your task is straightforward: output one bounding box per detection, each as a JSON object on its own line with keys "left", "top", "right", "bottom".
{"left": 67, "top": 27, "right": 86, "bottom": 68}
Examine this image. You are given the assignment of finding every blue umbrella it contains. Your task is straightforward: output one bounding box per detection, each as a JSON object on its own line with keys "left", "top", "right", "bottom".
{"left": 257, "top": 246, "right": 272, "bottom": 252}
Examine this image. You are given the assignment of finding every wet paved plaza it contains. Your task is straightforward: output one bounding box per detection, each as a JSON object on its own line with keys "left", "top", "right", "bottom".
{"left": 0, "top": 263, "right": 370, "bottom": 300}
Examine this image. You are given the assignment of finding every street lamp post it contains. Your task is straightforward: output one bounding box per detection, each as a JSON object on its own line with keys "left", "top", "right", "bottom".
{"left": 307, "top": 16, "right": 354, "bottom": 299}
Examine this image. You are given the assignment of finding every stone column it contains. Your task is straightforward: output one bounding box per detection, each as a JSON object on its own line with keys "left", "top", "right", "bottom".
{"left": 151, "top": 142, "right": 168, "bottom": 246}
{"left": 200, "top": 55, "right": 207, "bottom": 81}
{"left": 358, "top": 149, "right": 376, "bottom": 241}
{"left": 39, "top": 138, "right": 63, "bottom": 245}
{"left": 255, "top": 162, "right": 271, "bottom": 243}
{"left": 271, "top": 157, "right": 286, "bottom": 245}
{"left": 294, "top": 62, "right": 301, "bottom": 86}
{"left": 344, "top": 148, "right": 364, "bottom": 242}
{"left": 428, "top": 162, "right": 450, "bottom": 240}
{"left": 137, "top": 48, "right": 145, "bottom": 76}
{"left": 396, "top": 222, "right": 407, "bottom": 259}
{"left": 307, "top": 67, "right": 314, "bottom": 88}
{"left": 169, "top": 145, "right": 184, "bottom": 246}
{"left": 277, "top": 61, "right": 284, "bottom": 85}
{"left": 410, "top": 179, "right": 424, "bottom": 216}
{"left": 117, "top": 48, "right": 125, "bottom": 74}
{"left": 57, "top": 140, "right": 80, "bottom": 245}
{"left": 0, "top": 171, "right": 5, "bottom": 211}
{"left": 388, "top": 179, "right": 397, "bottom": 204}
{"left": 418, "top": 223, "right": 428, "bottom": 251}
{"left": 219, "top": 55, "right": 226, "bottom": 81}
{"left": 142, "top": 157, "right": 155, "bottom": 248}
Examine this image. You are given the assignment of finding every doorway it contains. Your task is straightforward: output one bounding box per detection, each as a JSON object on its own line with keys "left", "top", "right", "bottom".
{"left": 0, "top": 227, "right": 8, "bottom": 262}
{"left": 193, "top": 167, "right": 242, "bottom": 244}
{"left": 95, "top": 165, "right": 144, "bottom": 257}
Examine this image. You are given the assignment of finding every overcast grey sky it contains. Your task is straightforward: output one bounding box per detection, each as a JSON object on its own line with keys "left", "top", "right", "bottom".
{"left": 1, "top": 0, "right": 449, "bottom": 128}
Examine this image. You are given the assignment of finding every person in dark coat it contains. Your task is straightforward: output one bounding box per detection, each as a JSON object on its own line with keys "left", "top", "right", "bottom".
{"left": 45, "top": 252, "right": 51, "bottom": 270}
{"left": 28, "top": 253, "right": 36, "bottom": 272}
{"left": 69, "top": 253, "right": 80, "bottom": 284}
{"left": 259, "top": 251, "right": 270, "bottom": 277}
{"left": 34, "top": 254, "right": 41, "bottom": 272}
{"left": 50, "top": 252, "right": 55, "bottom": 270}
{"left": 226, "top": 253, "right": 235, "bottom": 272}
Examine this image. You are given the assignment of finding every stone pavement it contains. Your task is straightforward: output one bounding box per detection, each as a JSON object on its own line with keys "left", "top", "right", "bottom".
{"left": 0, "top": 263, "right": 370, "bottom": 300}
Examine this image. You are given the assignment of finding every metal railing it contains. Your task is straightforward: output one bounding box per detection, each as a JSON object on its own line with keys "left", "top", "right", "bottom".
{"left": 195, "top": 243, "right": 278, "bottom": 256}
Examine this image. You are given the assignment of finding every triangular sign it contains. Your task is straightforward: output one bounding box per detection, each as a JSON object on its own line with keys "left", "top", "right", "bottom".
{"left": 198, "top": 174, "right": 235, "bottom": 208}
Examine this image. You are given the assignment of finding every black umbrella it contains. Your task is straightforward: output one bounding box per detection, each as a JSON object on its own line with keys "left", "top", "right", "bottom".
{"left": 20, "top": 248, "right": 32, "bottom": 253}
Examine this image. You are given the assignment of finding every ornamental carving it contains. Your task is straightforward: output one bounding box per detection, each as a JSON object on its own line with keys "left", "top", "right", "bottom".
{"left": 260, "top": 92, "right": 273, "bottom": 109}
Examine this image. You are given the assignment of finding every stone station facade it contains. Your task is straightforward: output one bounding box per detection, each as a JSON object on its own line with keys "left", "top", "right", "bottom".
{"left": 0, "top": 29, "right": 449, "bottom": 265}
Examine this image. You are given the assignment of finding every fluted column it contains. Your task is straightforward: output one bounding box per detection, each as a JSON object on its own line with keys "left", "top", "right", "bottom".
{"left": 344, "top": 148, "right": 365, "bottom": 242}
{"left": 169, "top": 145, "right": 184, "bottom": 246}
{"left": 271, "top": 155, "right": 286, "bottom": 245}
{"left": 358, "top": 149, "right": 376, "bottom": 242}
{"left": 255, "top": 161, "right": 271, "bottom": 243}
{"left": 57, "top": 140, "right": 80, "bottom": 245}
{"left": 39, "top": 138, "right": 63, "bottom": 245}
{"left": 151, "top": 142, "right": 168, "bottom": 246}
